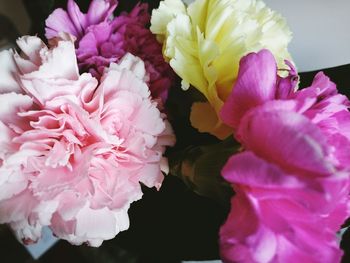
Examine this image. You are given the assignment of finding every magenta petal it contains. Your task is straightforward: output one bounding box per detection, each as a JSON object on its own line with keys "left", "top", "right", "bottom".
{"left": 220, "top": 157, "right": 347, "bottom": 263}
{"left": 221, "top": 150, "right": 343, "bottom": 217}
{"left": 328, "top": 133, "right": 350, "bottom": 168}
{"left": 291, "top": 72, "right": 337, "bottom": 111}
{"left": 86, "top": 0, "right": 118, "bottom": 25}
{"left": 220, "top": 188, "right": 259, "bottom": 249}
{"left": 220, "top": 189, "right": 278, "bottom": 263}
{"left": 86, "top": 22, "right": 112, "bottom": 44}
{"left": 309, "top": 71, "right": 337, "bottom": 96}
{"left": 67, "top": 0, "right": 87, "bottom": 38}
{"left": 45, "top": 9, "right": 79, "bottom": 39}
{"left": 222, "top": 151, "right": 303, "bottom": 188}
{"left": 276, "top": 234, "right": 342, "bottom": 263}
{"left": 77, "top": 32, "right": 99, "bottom": 57}
{"left": 220, "top": 49, "right": 278, "bottom": 129}
{"left": 45, "top": 0, "right": 117, "bottom": 40}
{"left": 237, "top": 102, "right": 334, "bottom": 177}
{"left": 276, "top": 60, "right": 298, "bottom": 99}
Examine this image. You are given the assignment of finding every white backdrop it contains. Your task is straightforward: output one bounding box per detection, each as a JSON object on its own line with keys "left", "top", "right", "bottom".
{"left": 264, "top": 0, "right": 350, "bottom": 72}
{"left": 184, "top": 0, "right": 350, "bottom": 72}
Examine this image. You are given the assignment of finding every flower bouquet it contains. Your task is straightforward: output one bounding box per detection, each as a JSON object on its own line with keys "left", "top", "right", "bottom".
{"left": 1, "top": 0, "right": 350, "bottom": 262}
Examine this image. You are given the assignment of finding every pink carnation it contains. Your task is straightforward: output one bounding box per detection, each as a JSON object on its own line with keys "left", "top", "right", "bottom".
{"left": 0, "top": 36, "right": 174, "bottom": 246}
{"left": 219, "top": 50, "right": 350, "bottom": 262}
{"left": 45, "top": 0, "right": 174, "bottom": 104}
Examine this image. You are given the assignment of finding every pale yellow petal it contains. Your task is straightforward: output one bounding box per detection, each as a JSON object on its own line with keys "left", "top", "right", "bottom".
{"left": 190, "top": 102, "right": 232, "bottom": 140}
{"left": 187, "top": 0, "right": 209, "bottom": 32}
{"left": 150, "top": 0, "right": 186, "bottom": 43}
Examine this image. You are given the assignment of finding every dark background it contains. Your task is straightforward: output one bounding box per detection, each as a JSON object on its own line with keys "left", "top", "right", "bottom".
{"left": 1, "top": 0, "right": 350, "bottom": 262}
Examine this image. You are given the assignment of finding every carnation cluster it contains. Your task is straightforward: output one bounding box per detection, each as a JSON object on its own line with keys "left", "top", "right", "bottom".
{"left": 0, "top": 0, "right": 349, "bottom": 262}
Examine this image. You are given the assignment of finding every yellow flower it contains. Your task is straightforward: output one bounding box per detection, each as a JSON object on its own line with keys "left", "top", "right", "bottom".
{"left": 151, "top": 0, "right": 292, "bottom": 139}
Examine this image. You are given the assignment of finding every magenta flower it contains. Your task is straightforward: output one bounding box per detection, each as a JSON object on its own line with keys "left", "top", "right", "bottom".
{"left": 0, "top": 36, "right": 174, "bottom": 246}
{"left": 221, "top": 49, "right": 350, "bottom": 171}
{"left": 45, "top": 0, "right": 174, "bottom": 103}
{"left": 219, "top": 50, "right": 350, "bottom": 262}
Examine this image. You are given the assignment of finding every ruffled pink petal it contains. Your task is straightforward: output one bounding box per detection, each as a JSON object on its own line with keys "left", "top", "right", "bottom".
{"left": 22, "top": 40, "right": 79, "bottom": 81}
{"left": 0, "top": 50, "right": 22, "bottom": 94}
{"left": 138, "top": 163, "right": 163, "bottom": 190}
{"left": 21, "top": 73, "right": 97, "bottom": 109}
{"left": 0, "top": 93, "right": 32, "bottom": 131}
{"left": 74, "top": 203, "right": 123, "bottom": 244}
{"left": 16, "top": 36, "right": 47, "bottom": 67}
{"left": 0, "top": 190, "right": 38, "bottom": 224}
